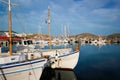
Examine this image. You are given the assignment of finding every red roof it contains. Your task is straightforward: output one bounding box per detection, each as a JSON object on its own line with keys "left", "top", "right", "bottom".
{"left": 0, "top": 36, "right": 21, "bottom": 41}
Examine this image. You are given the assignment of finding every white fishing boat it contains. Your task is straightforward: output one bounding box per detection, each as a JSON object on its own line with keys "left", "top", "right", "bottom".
{"left": 0, "top": 0, "right": 47, "bottom": 80}
{"left": 42, "top": 48, "right": 79, "bottom": 69}
{"left": 42, "top": 7, "right": 80, "bottom": 70}
{"left": 0, "top": 1, "right": 80, "bottom": 80}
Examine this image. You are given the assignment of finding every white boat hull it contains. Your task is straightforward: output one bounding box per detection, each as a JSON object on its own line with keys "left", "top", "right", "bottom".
{"left": 42, "top": 49, "right": 80, "bottom": 69}
{"left": 59, "top": 51, "right": 79, "bottom": 69}
{"left": 0, "top": 59, "right": 47, "bottom": 80}
{"left": 0, "top": 49, "right": 80, "bottom": 80}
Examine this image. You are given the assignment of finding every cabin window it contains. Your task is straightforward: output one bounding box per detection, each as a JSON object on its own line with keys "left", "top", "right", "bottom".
{"left": 27, "top": 40, "right": 33, "bottom": 45}
{"left": 24, "top": 41, "right": 27, "bottom": 45}
{"left": 18, "top": 41, "right": 22, "bottom": 45}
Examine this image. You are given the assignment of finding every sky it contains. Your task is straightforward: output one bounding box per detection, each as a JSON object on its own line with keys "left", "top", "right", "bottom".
{"left": 0, "top": 0, "right": 120, "bottom": 36}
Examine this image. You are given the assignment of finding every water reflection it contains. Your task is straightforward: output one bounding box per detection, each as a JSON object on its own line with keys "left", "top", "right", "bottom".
{"left": 40, "top": 67, "right": 78, "bottom": 80}
{"left": 1, "top": 46, "right": 17, "bottom": 53}
{"left": 74, "top": 44, "right": 120, "bottom": 80}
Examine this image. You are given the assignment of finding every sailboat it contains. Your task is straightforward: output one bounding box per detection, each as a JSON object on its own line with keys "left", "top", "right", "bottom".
{"left": 0, "top": 1, "right": 80, "bottom": 80}
{"left": 41, "top": 7, "right": 80, "bottom": 69}
{"left": 0, "top": 0, "right": 47, "bottom": 80}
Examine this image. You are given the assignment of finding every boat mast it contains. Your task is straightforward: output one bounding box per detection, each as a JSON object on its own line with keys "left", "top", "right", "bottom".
{"left": 48, "top": 7, "right": 52, "bottom": 50}
{"left": 8, "top": 0, "right": 13, "bottom": 56}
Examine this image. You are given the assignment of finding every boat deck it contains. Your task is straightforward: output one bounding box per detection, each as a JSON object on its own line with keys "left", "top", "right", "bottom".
{"left": 0, "top": 53, "right": 19, "bottom": 58}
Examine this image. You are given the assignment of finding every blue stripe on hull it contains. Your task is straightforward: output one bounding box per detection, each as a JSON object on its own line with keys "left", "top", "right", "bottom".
{"left": 0, "top": 51, "right": 79, "bottom": 75}
{"left": 0, "top": 59, "right": 46, "bottom": 69}
{"left": 0, "top": 66, "right": 43, "bottom": 75}
{"left": 0, "top": 51, "right": 78, "bottom": 69}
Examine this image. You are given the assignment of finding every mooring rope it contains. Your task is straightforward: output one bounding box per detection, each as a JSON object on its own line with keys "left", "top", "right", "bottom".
{"left": 0, "top": 66, "right": 7, "bottom": 80}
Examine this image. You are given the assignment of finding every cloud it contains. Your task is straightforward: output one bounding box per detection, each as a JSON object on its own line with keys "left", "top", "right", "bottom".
{"left": 91, "top": 8, "right": 120, "bottom": 22}
{"left": 15, "top": 0, "right": 32, "bottom": 6}
{"left": 50, "top": 2, "right": 62, "bottom": 12}
{"left": 79, "top": 0, "right": 111, "bottom": 9}
{"left": 0, "top": 0, "right": 120, "bottom": 35}
{"left": 68, "top": 0, "right": 120, "bottom": 24}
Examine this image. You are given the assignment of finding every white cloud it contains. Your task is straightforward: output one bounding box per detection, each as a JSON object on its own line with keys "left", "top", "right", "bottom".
{"left": 50, "top": 2, "right": 62, "bottom": 12}
{"left": 79, "top": 0, "right": 110, "bottom": 9}
{"left": 1, "top": 0, "right": 120, "bottom": 35}
{"left": 91, "top": 8, "right": 120, "bottom": 22}
{"left": 17, "top": 0, "right": 32, "bottom": 6}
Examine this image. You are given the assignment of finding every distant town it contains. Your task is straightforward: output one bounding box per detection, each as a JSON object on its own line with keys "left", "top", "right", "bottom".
{"left": 0, "top": 30, "right": 120, "bottom": 47}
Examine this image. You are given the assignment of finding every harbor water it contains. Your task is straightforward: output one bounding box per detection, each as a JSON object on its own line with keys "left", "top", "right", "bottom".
{"left": 1, "top": 44, "right": 120, "bottom": 80}
{"left": 74, "top": 44, "right": 120, "bottom": 80}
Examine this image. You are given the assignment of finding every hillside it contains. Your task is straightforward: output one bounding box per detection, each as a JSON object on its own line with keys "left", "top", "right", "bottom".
{"left": 75, "top": 33, "right": 97, "bottom": 39}
{"left": 25, "top": 34, "right": 54, "bottom": 39}
{"left": 107, "top": 33, "right": 120, "bottom": 39}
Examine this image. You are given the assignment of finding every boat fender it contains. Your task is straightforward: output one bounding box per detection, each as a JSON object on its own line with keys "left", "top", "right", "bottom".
{"left": 55, "top": 50, "right": 59, "bottom": 60}
{"left": 58, "top": 59, "right": 62, "bottom": 67}
{"left": 30, "top": 54, "right": 34, "bottom": 60}
{"left": 55, "top": 55, "right": 58, "bottom": 61}
{"left": 51, "top": 61, "right": 56, "bottom": 69}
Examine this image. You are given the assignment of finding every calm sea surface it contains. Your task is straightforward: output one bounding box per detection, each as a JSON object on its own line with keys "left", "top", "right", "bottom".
{"left": 74, "top": 44, "right": 120, "bottom": 80}
{"left": 1, "top": 44, "right": 120, "bottom": 80}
